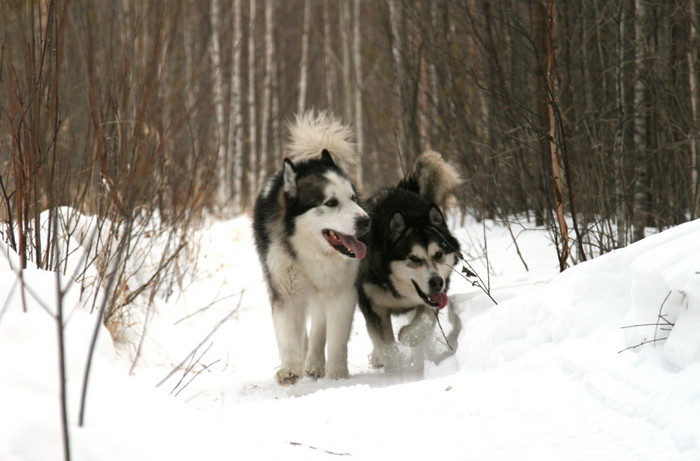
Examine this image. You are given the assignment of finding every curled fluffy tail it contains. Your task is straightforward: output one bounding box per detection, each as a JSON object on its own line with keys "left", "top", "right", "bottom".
{"left": 286, "top": 111, "right": 357, "bottom": 171}
{"left": 399, "top": 150, "right": 461, "bottom": 209}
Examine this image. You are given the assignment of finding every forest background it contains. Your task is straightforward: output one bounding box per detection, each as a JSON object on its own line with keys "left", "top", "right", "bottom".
{"left": 2, "top": 0, "right": 700, "bottom": 305}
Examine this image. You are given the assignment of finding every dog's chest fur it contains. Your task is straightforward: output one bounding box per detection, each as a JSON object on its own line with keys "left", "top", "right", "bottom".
{"left": 267, "top": 238, "right": 359, "bottom": 299}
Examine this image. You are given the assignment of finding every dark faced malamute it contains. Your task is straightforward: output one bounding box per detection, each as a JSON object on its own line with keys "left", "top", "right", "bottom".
{"left": 358, "top": 151, "right": 461, "bottom": 371}
{"left": 253, "top": 112, "right": 370, "bottom": 385}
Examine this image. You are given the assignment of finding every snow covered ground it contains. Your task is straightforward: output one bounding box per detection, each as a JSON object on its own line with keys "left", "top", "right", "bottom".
{"left": 1, "top": 211, "right": 699, "bottom": 460}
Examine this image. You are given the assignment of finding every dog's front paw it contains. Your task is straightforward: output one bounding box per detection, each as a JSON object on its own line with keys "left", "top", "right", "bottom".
{"left": 305, "top": 365, "right": 325, "bottom": 380}
{"left": 276, "top": 368, "right": 301, "bottom": 385}
{"left": 369, "top": 351, "right": 385, "bottom": 369}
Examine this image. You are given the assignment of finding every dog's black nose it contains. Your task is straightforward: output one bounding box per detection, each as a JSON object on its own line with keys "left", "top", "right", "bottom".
{"left": 429, "top": 276, "right": 444, "bottom": 293}
{"left": 355, "top": 216, "right": 371, "bottom": 237}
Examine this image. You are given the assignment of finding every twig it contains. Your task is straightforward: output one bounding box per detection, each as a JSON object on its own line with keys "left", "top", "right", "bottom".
{"left": 654, "top": 291, "right": 673, "bottom": 345}
{"left": 289, "top": 441, "right": 352, "bottom": 457}
{"left": 619, "top": 291, "right": 676, "bottom": 354}
{"left": 174, "top": 358, "right": 221, "bottom": 398}
{"left": 434, "top": 310, "right": 453, "bottom": 351}
{"left": 481, "top": 218, "right": 492, "bottom": 293}
{"left": 157, "top": 292, "right": 244, "bottom": 388}
{"left": 174, "top": 289, "right": 245, "bottom": 325}
{"left": 449, "top": 263, "right": 499, "bottom": 306}
{"left": 618, "top": 337, "right": 668, "bottom": 354}
{"left": 498, "top": 213, "right": 530, "bottom": 272}
{"left": 52, "top": 191, "right": 72, "bottom": 461}
{"left": 78, "top": 219, "right": 132, "bottom": 427}
{"left": 430, "top": 225, "right": 498, "bottom": 306}
{"left": 171, "top": 342, "right": 214, "bottom": 395}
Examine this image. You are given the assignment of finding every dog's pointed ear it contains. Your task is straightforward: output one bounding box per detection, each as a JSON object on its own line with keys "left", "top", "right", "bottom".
{"left": 389, "top": 212, "right": 405, "bottom": 242}
{"left": 428, "top": 205, "right": 445, "bottom": 227}
{"left": 283, "top": 158, "right": 297, "bottom": 198}
{"left": 320, "top": 149, "right": 336, "bottom": 166}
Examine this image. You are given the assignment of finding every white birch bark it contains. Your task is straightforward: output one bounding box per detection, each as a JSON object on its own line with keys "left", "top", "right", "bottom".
{"left": 184, "top": 0, "right": 198, "bottom": 167}
{"left": 229, "top": 0, "right": 243, "bottom": 211}
{"left": 323, "top": 0, "right": 335, "bottom": 108}
{"left": 209, "top": 0, "right": 229, "bottom": 204}
{"left": 388, "top": 0, "right": 408, "bottom": 171}
{"left": 546, "top": 0, "right": 569, "bottom": 270}
{"left": 353, "top": 0, "right": 363, "bottom": 188}
{"left": 298, "top": 0, "right": 311, "bottom": 115}
{"left": 260, "top": 0, "right": 274, "bottom": 183}
{"left": 247, "top": 0, "right": 258, "bottom": 199}
{"left": 341, "top": 1, "right": 353, "bottom": 125}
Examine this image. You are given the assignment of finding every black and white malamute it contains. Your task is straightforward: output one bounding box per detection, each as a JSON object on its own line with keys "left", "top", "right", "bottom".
{"left": 358, "top": 151, "right": 461, "bottom": 370}
{"left": 253, "top": 112, "right": 370, "bottom": 385}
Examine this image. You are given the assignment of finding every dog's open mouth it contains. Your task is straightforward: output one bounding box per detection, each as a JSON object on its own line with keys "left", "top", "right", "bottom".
{"left": 323, "top": 229, "right": 367, "bottom": 259}
{"left": 411, "top": 280, "right": 448, "bottom": 310}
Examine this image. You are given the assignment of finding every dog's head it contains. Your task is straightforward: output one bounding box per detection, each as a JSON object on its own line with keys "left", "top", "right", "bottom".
{"left": 284, "top": 150, "right": 369, "bottom": 259}
{"left": 385, "top": 204, "right": 459, "bottom": 309}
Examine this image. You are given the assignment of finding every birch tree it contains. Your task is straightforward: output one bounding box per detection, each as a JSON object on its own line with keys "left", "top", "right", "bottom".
{"left": 248, "top": 0, "right": 258, "bottom": 201}
{"left": 689, "top": 0, "right": 700, "bottom": 219}
{"left": 229, "top": 0, "right": 243, "bottom": 211}
{"left": 614, "top": 1, "right": 631, "bottom": 247}
{"left": 545, "top": 0, "right": 570, "bottom": 270}
{"left": 260, "top": 0, "right": 274, "bottom": 183}
{"left": 209, "top": 0, "right": 228, "bottom": 204}
{"left": 323, "top": 0, "right": 335, "bottom": 108}
{"left": 353, "top": 0, "right": 364, "bottom": 188}
{"left": 632, "top": 0, "right": 648, "bottom": 242}
{"left": 298, "top": 0, "right": 311, "bottom": 114}
{"left": 388, "top": 0, "right": 409, "bottom": 171}
{"left": 341, "top": 1, "right": 353, "bottom": 126}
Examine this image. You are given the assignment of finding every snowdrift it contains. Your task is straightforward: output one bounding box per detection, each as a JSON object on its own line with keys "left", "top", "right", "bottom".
{"left": 1, "top": 210, "right": 699, "bottom": 460}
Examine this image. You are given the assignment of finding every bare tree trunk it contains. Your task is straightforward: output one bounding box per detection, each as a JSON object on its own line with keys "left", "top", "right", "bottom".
{"left": 341, "top": 0, "right": 353, "bottom": 125}
{"left": 689, "top": 0, "right": 700, "bottom": 219}
{"left": 388, "top": 0, "right": 408, "bottom": 172}
{"left": 260, "top": 0, "right": 274, "bottom": 184}
{"left": 615, "top": 1, "right": 629, "bottom": 247}
{"left": 427, "top": 0, "right": 440, "bottom": 149}
{"left": 323, "top": 0, "right": 335, "bottom": 108}
{"left": 272, "top": 57, "right": 281, "bottom": 160}
{"left": 247, "top": 0, "right": 258, "bottom": 200}
{"left": 546, "top": 0, "right": 570, "bottom": 270}
{"left": 298, "top": 0, "right": 311, "bottom": 114}
{"left": 353, "top": 0, "right": 364, "bottom": 188}
{"left": 230, "top": 0, "right": 243, "bottom": 211}
{"left": 183, "top": 0, "right": 200, "bottom": 182}
{"left": 632, "top": 0, "right": 647, "bottom": 242}
{"left": 210, "top": 0, "right": 228, "bottom": 204}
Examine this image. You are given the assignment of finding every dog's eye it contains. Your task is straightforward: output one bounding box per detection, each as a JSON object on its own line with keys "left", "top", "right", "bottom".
{"left": 433, "top": 251, "right": 444, "bottom": 261}
{"left": 408, "top": 255, "right": 423, "bottom": 265}
{"left": 351, "top": 194, "right": 357, "bottom": 202}
{"left": 325, "top": 198, "right": 339, "bottom": 208}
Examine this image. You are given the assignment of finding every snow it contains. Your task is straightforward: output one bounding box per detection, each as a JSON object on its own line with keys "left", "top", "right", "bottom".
{"left": 1, "top": 211, "right": 700, "bottom": 460}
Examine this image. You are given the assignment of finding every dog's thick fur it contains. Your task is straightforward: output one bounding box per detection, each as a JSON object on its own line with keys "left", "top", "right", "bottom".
{"left": 358, "top": 151, "right": 461, "bottom": 370}
{"left": 253, "top": 112, "right": 370, "bottom": 385}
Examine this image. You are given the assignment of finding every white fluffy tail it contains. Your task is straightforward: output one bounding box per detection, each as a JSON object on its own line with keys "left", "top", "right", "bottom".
{"left": 286, "top": 111, "right": 357, "bottom": 171}
{"left": 403, "top": 150, "right": 461, "bottom": 210}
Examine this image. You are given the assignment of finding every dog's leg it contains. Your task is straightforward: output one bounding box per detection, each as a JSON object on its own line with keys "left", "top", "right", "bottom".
{"left": 360, "top": 301, "right": 405, "bottom": 370}
{"left": 272, "top": 298, "right": 306, "bottom": 385}
{"left": 398, "top": 305, "right": 437, "bottom": 347}
{"left": 305, "top": 301, "right": 326, "bottom": 379}
{"left": 324, "top": 290, "right": 355, "bottom": 380}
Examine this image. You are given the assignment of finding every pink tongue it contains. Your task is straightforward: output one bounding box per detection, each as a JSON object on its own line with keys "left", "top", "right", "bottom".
{"left": 429, "top": 292, "right": 448, "bottom": 310}
{"left": 338, "top": 233, "right": 367, "bottom": 259}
